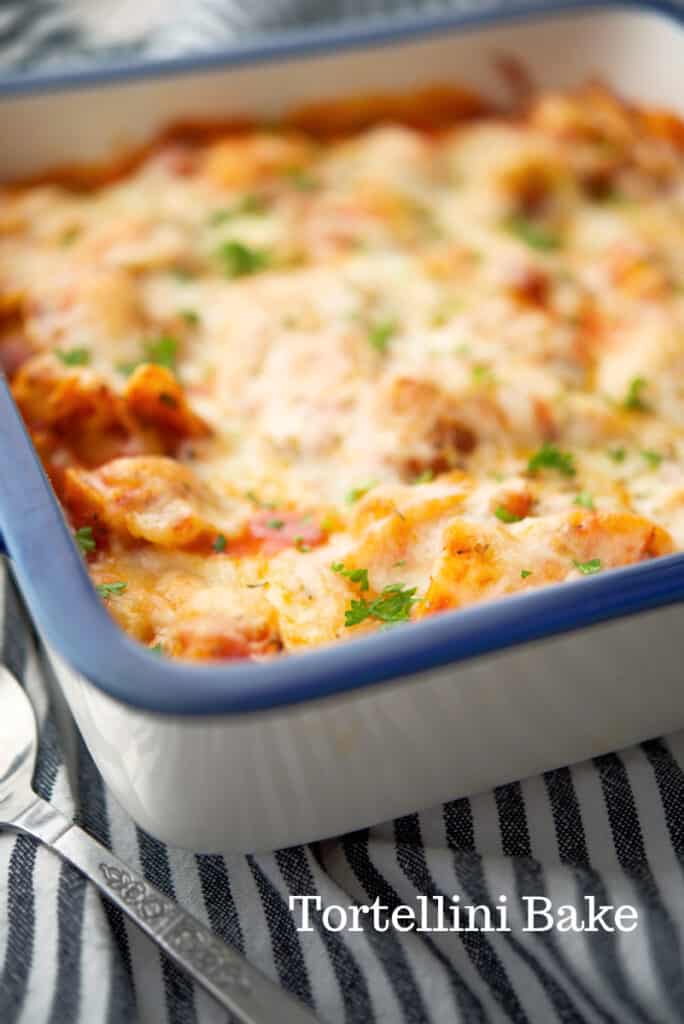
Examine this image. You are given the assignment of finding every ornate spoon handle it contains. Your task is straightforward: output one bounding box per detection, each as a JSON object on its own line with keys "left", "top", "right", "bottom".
{"left": 12, "top": 798, "right": 318, "bottom": 1024}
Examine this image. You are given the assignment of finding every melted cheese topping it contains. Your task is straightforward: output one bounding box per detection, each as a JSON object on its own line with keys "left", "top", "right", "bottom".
{"left": 3, "top": 85, "right": 684, "bottom": 660}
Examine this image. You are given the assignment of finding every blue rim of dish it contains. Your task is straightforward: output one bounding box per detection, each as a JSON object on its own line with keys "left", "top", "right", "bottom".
{"left": 2, "top": 0, "right": 684, "bottom": 716}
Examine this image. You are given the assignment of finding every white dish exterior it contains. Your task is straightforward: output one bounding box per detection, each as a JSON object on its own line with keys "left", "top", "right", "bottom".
{"left": 4, "top": 4, "right": 684, "bottom": 852}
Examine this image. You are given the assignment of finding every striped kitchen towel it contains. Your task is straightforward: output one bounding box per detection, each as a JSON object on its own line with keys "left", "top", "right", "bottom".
{"left": 0, "top": 0, "right": 550, "bottom": 70}
{"left": 2, "top": 559, "right": 684, "bottom": 1024}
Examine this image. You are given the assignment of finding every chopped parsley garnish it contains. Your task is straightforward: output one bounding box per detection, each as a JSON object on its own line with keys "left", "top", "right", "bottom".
{"left": 266, "top": 519, "right": 285, "bottom": 530}
{"left": 75, "top": 526, "right": 95, "bottom": 554}
{"left": 641, "top": 450, "right": 663, "bottom": 469}
{"left": 431, "top": 298, "right": 463, "bottom": 327}
{"left": 527, "top": 443, "right": 576, "bottom": 477}
{"left": 623, "top": 376, "right": 648, "bottom": 412}
{"left": 344, "top": 583, "right": 419, "bottom": 628}
{"left": 295, "top": 537, "right": 311, "bottom": 553}
{"left": 520, "top": 569, "right": 532, "bottom": 579}
{"left": 367, "top": 319, "right": 397, "bottom": 354}
{"left": 146, "top": 335, "right": 178, "bottom": 371}
{"left": 472, "top": 364, "right": 495, "bottom": 386}
{"left": 286, "top": 168, "right": 318, "bottom": 191}
{"left": 60, "top": 226, "right": 81, "bottom": 246}
{"left": 345, "top": 481, "right": 377, "bottom": 504}
{"left": 96, "top": 581, "right": 128, "bottom": 598}
{"left": 245, "top": 490, "right": 276, "bottom": 510}
{"left": 608, "top": 447, "right": 626, "bottom": 463}
{"left": 331, "top": 562, "right": 370, "bottom": 591}
{"left": 56, "top": 347, "right": 90, "bottom": 366}
{"left": 171, "top": 267, "right": 195, "bottom": 281}
{"left": 505, "top": 214, "right": 561, "bottom": 252}
{"left": 217, "top": 239, "right": 271, "bottom": 278}
{"left": 180, "top": 309, "right": 199, "bottom": 326}
{"left": 118, "top": 335, "right": 178, "bottom": 376}
{"left": 495, "top": 505, "right": 523, "bottom": 523}
{"left": 213, "top": 533, "right": 227, "bottom": 553}
{"left": 209, "top": 194, "right": 268, "bottom": 224}
{"left": 150, "top": 643, "right": 164, "bottom": 656}
{"left": 572, "top": 558, "right": 602, "bottom": 575}
{"left": 412, "top": 469, "right": 434, "bottom": 484}
{"left": 574, "top": 491, "right": 594, "bottom": 509}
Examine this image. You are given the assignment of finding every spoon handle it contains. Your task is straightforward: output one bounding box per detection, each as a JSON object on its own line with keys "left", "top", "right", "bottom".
{"left": 13, "top": 798, "right": 318, "bottom": 1024}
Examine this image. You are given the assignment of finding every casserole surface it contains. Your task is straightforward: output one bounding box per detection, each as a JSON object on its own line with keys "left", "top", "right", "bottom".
{"left": 3, "top": 77, "right": 684, "bottom": 663}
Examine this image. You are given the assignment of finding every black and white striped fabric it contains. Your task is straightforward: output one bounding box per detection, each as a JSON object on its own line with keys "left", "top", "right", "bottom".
{"left": 0, "top": 0, "right": 538, "bottom": 70}
{"left": 3, "top": 2, "right": 684, "bottom": 1021}
{"left": 3, "top": 563, "right": 684, "bottom": 1024}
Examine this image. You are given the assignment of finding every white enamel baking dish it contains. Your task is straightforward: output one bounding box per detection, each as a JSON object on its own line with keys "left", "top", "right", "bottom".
{"left": 2, "top": 1, "right": 684, "bottom": 853}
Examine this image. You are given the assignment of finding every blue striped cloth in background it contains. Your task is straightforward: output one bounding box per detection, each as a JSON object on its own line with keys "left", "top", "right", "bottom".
{"left": 2, "top": 2, "right": 684, "bottom": 1021}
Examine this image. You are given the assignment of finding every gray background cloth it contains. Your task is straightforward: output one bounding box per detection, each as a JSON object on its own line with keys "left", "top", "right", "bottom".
{"left": 2, "top": 2, "right": 684, "bottom": 1022}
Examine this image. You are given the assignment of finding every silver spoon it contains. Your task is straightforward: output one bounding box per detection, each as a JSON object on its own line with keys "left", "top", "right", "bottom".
{"left": 0, "top": 665, "right": 318, "bottom": 1024}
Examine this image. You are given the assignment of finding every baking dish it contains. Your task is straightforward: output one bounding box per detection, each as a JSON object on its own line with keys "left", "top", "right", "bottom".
{"left": 3, "top": 0, "right": 684, "bottom": 853}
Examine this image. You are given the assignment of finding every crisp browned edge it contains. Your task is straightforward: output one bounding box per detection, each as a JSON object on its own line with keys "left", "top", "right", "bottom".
{"left": 6, "top": 73, "right": 684, "bottom": 193}
{"left": 4, "top": 85, "right": 495, "bottom": 191}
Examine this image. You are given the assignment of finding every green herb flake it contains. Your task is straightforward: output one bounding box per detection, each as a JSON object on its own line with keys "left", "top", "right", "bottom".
{"left": 344, "top": 582, "right": 419, "bottom": 628}
{"left": 266, "top": 519, "right": 285, "bottom": 530}
{"left": 345, "top": 480, "right": 377, "bottom": 504}
{"left": 527, "top": 443, "right": 576, "bottom": 477}
{"left": 96, "top": 581, "right": 128, "bottom": 599}
{"left": 367, "top": 319, "right": 397, "bottom": 354}
{"left": 209, "top": 194, "right": 268, "bottom": 225}
{"left": 245, "top": 490, "right": 277, "bottom": 510}
{"left": 213, "top": 533, "right": 227, "bottom": 553}
{"left": 431, "top": 298, "right": 463, "bottom": 327}
{"left": 60, "top": 226, "right": 81, "bottom": 246}
{"left": 150, "top": 643, "right": 164, "bottom": 656}
{"left": 145, "top": 335, "right": 178, "bottom": 371}
{"left": 331, "top": 562, "right": 370, "bottom": 591}
{"left": 345, "top": 598, "right": 374, "bottom": 627}
{"left": 75, "top": 526, "right": 95, "bottom": 554}
{"left": 521, "top": 569, "right": 532, "bottom": 579}
{"left": 171, "top": 267, "right": 195, "bottom": 281}
{"left": 472, "top": 364, "right": 495, "bottom": 386}
{"left": 623, "top": 376, "right": 648, "bottom": 412}
{"left": 572, "top": 558, "right": 602, "bottom": 576}
{"left": 118, "top": 335, "right": 178, "bottom": 377}
{"left": 286, "top": 168, "right": 318, "bottom": 191}
{"left": 641, "top": 450, "right": 663, "bottom": 469}
{"left": 608, "top": 447, "right": 627, "bottom": 463}
{"left": 574, "top": 491, "right": 595, "bottom": 510}
{"left": 56, "top": 347, "right": 90, "bottom": 367}
{"left": 495, "top": 505, "right": 523, "bottom": 523}
{"left": 412, "top": 469, "right": 434, "bottom": 484}
{"left": 217, "top": 239, "right": 271, "bottom": 278}
{"left": 505, "top": 214, "right": 561, "bottom": 252}
{"left": 295, "top": 537, "right": 311, "bottom": 553}
{"left": 179, "top": 309, "right": 200, "bottom": 326}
